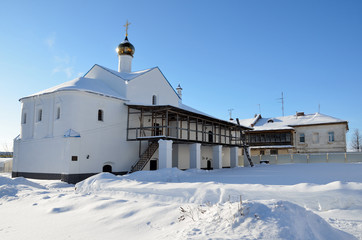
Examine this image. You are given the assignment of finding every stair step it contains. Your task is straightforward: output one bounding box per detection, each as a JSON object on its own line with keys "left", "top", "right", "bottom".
{"left": 130, "top": 142, "right": 159, "bottom": 173}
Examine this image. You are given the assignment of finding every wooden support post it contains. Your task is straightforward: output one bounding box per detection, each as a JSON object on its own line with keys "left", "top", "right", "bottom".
{"left": 229, "top": 128, "right": 232, "bottom": 145}
{"left": 166, "top": 110, "right": 169, "bottom": 136}
{"left": 224, "top": 126, "right": 226, "bottom": 144}
{"left": 212, "top": 124, "right": 215, "bottom": 143}
{"left": 187, "top": 116, "right": 190, "bottom": 141}
{"left": 202, "top": 120, "right": 205, "bottom": 142}
{"left": 176, "top": 113, "right": 179, "bottom": 139}
{"left": 219, "top": 124, "right": 221, "bottom": 143}
{"left": 196, "top": 118, "right": 198, "bottom": 141}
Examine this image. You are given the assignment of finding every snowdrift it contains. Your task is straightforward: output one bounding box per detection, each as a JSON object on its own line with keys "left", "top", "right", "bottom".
{"left": 2, "top": 163, "right": 362, "bottom": 239}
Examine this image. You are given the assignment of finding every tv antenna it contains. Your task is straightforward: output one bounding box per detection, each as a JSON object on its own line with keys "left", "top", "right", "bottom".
{"left": 277, "top": 92, "right": 285, "bottom": 116}
{"left": 228, "top": 108, "right": 234, "bottom": 121}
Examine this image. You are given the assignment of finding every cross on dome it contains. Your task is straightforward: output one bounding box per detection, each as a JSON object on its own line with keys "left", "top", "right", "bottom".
{"left": 124, "top": 20, "right": 131, "bottom": 37}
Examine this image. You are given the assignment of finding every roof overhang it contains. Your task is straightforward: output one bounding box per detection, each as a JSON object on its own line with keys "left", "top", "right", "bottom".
{"left": 289, "top": 121, "right": 349, "bottom": 131}
{"left": 126, "top": 104, "right": 252, "bottom": 130}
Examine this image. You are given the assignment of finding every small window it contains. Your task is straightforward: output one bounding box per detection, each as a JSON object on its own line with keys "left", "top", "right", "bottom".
{"left": 22, "top": 113, "right": 27, "bottom": 124}
{"left": 312, "top": 132, "right": 319, "bottom": 144}
{"left": 286, "top": 133, "right": 291, "bottom": 142}
{"left": 56, "top": 107, "right": 61, "bottom": 119}
{"left": 328, "top": 132, "right": 335, "bottom": 142}
{"left": 281, "top": 133, "right": 286, "bottom": 142}
{"left": 71, "top": 156, "right": 78, "bottom": 161}
{"left": 98, "top": 109, "right": 104, "bottom": 121}
{"left": 152, "top": 95, "right": 157, "bottom": 105}
{"left": 270, "top": 149, "right": 278, "bottom": 155}
{"left": 299, "top": 133, "right": 305, "bottom": 143}
{"left": 37, "top": 109, "right": 42, "bottom": 122}
{"left": 260, "top": 134, "right": 265, "bottom": 142}
{"left": 260, "top": 150, "right": 265, "bottom": 155}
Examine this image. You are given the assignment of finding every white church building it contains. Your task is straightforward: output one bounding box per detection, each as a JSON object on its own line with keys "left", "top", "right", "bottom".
{"left": 12, "top": 26, "right": 250, "bottom": 183}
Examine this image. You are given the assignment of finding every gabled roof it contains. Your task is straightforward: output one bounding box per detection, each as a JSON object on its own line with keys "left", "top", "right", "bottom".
{"left": 84, "top": 64, "right": 156, "bottom": 81}
{"left": 20, "top": 64, "right": 157, "bottom": 101}
{"left": 20, "top": 76, "right": 128, "bottom": 101}
{"left": 84, "top": 64, "right": 181, "bottom": 100}
{"left": 240, "top": 113, "right": 348, "bottom": 131}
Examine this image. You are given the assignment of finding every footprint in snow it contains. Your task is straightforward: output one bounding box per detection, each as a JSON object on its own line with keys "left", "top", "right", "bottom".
{"left": 49, "top": 206, "right": 72, "bottom": 213}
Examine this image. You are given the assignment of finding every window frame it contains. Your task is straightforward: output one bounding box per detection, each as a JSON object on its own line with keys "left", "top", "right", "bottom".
{"left": 37, "top": 109, "right": 43, "bottom": 122}
{"left": 22, "top": 112, "right": 27, "bottom": 124}
{"left": 56, "top": 106, "right": 61, "bottom": 120}
{"left": 328, "top": 131, "right": 335, "bottom": 142}
{"left": 270, "top": 149, "right": 278, "bottom": 155}
{"left": 299, "top": 133, "right": 305, "bottom": 143}
{"left": 312, "top": 132, "right": 319, "bottom": 144}
{"left": 98, "top": 109, "right": 104, "bottom": 122}
{"left": 152, "top": 95, "right": 157, "bottom": 105}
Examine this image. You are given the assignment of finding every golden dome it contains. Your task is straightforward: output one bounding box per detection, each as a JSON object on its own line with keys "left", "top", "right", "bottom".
{"left": 116, "top": 36, "right": 135, "bottom": 57}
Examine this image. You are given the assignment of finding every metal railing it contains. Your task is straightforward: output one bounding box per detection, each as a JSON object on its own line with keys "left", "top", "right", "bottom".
{"left": 251, "top": 152, "right": 362, "bottom": 165}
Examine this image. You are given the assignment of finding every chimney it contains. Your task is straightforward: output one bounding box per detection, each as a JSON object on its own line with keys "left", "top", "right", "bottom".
{"left": 176, "top": 84, "right": 183, "bottom": 100}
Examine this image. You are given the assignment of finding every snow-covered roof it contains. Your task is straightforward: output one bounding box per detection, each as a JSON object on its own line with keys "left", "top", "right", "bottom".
{"left": 178, "top": 103, "right": 215, "bottom": 119}
{"left": 178, "top": 103, "right": 251, "bottom": 129}
{"left": 126, "top": 102, "right": 252, "bottom": 129}
{"left": 85, "top": 64, "right": 155, "bottom": 81}
{"left": 240, "top": 113, "right": 348, "bottom": 131}
{"left": 21, "top": 64, "right": 171, "bottom": 101}
{"left": 21, "top": 76, "right": 128, "bottom": 101}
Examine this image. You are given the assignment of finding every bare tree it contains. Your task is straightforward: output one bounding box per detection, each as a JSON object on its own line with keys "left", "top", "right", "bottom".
{"left": 351, "top": 129, "right": 362, "bottom": 152}
{"left": 1, "top": 142, "right": 13, "bottom": 158}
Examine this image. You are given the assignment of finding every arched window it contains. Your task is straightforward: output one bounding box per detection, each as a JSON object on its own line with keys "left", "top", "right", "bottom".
{"left": 22, "top": 112, "right": 27, "bottom": 124}
{"left": 98, "top": 109, "right": 104, "bottom": 121}
{"left": 56, "top": 107, "right": 61, "bottom": 119}
{"left": 37, "top": 109, "right": 42, "bottom": 122}
{"left": 152, "top": 95, "right": 157, "bottom": 105}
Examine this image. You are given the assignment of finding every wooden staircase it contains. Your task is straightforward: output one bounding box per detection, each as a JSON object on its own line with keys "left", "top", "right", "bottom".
{"left": 236, "top": 118, "right": 254, "bottom": 167}
{"left": 129, "top": 141, "right": 159, "bottom": 173}
{"left": 243, "top": 145, "right": 254, "bottom": 167}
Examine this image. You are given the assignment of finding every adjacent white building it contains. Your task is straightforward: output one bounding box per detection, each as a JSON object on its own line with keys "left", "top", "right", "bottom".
{"left": 13, "top": 30, "right": 250, "bottom": 183}
{"left": 238, "top": 112, "right": 349, "bottom": 156}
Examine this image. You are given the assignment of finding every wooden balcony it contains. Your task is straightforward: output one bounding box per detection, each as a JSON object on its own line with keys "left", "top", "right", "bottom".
{"left": 246, "top": 130, "right": 294, "bottom": 146}
{"left": 126, "top": 104, "right": 251, "bottom": 147}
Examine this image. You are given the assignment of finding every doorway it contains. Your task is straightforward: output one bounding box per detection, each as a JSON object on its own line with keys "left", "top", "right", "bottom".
{"left": 207, "top": 160, "right": 212, "bottom": 170}
{"left": 103, "top": 165, "right": 112, "bottom": 173}
{"left": 208, "top": 131, "right": 213, "bottom": 143}
{"left": 150, "top": 159, "right": 157, "bottom": 171}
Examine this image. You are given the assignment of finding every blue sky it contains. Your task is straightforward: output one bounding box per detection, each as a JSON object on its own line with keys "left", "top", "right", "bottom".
{"left": 1, "top": 0, "right": 361, "bottom": 151}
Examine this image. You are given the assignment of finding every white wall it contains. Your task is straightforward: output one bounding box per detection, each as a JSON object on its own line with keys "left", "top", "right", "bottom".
{"left": 222, "top": 147, "right": 230, "bottom": 167}
{"left": 16, "top": 91, "right": 141, "bottom": 175}
{"left": 201, "top": 146, "right": 213, "bottom": 168}
{"left": 294, "top": 124, "right": 347, "bottom": 153}
{"left": 127, "top": 68, "right": 179, "bottom": 106}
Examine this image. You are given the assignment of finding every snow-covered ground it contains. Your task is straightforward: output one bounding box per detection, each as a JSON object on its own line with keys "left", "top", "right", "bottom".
{"left": 1, "top": 163, "right": 362, "bottom": 239}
